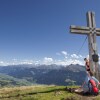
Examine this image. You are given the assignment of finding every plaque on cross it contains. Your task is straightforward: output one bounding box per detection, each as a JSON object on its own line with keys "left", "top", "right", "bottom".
{"left": 70, "top": 11, "right": 100, "bottom": 81}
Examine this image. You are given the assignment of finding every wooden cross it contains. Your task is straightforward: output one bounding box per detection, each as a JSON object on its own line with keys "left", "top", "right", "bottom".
{"left": 70, "top": 11, "right": 100, "bottom": 81}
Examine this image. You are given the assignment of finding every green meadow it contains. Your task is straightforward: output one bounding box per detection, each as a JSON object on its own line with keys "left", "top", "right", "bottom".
{"left": 0, "top": 85, "right": 99, "bottom": 100}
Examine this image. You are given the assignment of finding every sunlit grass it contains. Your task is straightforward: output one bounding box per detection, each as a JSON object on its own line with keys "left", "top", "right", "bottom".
{"left": 0, "top": 85, "right": 99, "bottom": 100}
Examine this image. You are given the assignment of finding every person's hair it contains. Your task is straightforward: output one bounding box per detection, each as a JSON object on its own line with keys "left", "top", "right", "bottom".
{"left": 84, "top": 58, "right": 87, "bottom": 61}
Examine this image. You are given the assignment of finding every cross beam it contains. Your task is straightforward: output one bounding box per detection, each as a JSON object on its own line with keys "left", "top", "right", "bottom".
{"left": 70, "top": 11, "right": 100, "bottom": 81}
{"left": 70, "top": 25, "right": 100, "bottom": 35}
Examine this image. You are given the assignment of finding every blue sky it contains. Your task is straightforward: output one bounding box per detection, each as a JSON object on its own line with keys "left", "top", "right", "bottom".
{"left": 0, "top": 0, "right": 100, "bottom": 65}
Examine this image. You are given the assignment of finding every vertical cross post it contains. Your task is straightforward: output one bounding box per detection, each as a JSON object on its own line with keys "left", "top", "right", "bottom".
{"left": 70, "top": 11, "right": 100, "bottom": 81}
{"left": 87, "top": 12, "right": 99, "bottom": 80}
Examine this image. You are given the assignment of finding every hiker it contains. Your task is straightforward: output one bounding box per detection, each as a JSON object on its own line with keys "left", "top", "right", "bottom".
{"left": 65, "top": 73, "right": 92, "bottom": 94}
{"left": 82, "top": 71, "right": 100, "bottom": 95}
{"left": 81, "top": 73, "right": 91, "bottom": 94}
{"left": 84, "top": 58, "right": 90, "bottom": 75}
{"left": 66, "top": 72, "right": 100, "bottom": 95}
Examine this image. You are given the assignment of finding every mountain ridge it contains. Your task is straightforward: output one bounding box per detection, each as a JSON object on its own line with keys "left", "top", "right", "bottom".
{"left": 0, "top": 64, "right": 86, "bottom": 86}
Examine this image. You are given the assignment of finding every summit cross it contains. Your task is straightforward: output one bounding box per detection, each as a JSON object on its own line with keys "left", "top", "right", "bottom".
{"left": 70, "top": 11, "right": 100, "bottom": 81}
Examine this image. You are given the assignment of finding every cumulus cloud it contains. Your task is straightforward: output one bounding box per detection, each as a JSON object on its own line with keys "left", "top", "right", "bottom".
{"left": 56, "top": 51, "right": 68, "bottom": 57}
{"left": 11, "top": 59, "right": 34, "bottom": 65}
{"left": 34, "top": 60, "right": 41, "bottom": 65}
{"left": 43, "top": 57, "right": 54, "bottom": 65}
{"left": 55, "top": 60, "right": 67, "bottom": 65}
{"left": 70, "top": 59, "right": 84, "bottom": 65}
{"left": 71, "top": 54, "right": 84, "bottom": 59}
{"left": 20, "top": 61, "right": 33, "bottom": 65}
{"left": 0, "top": 61, "right": 8, "bottom": 66}
{"left": 61, "top": 51, "right": 67, "bottom": 56}
{"left": 0, "top": 61, "right": 4, "bottom": 64}
{"left": 55, "top": 51, "right": 85, "bottom": 65}
{"left": 71, "top": 54, "right": 79, "bottom": 59}
{"left": 0, "top": 50, "right": 86, "bottom": 66}
{"left": 54, "top": 59, "right": 83, "bottom": 66}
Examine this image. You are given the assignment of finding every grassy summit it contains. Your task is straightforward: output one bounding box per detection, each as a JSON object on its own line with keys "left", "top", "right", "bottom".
{"left": 0, "top": 85, "right": 99, "bottom": 100}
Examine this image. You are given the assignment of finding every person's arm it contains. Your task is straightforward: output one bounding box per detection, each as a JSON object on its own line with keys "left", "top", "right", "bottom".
{"left": 86, "top": 61, "right": 89, "bottom": 68}
{"left": 87, "top": 61, "right": 90, "bottom": 67}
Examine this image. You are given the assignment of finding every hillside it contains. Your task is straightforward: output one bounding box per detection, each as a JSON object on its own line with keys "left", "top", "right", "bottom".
{"left": 0, "top": 85, "right": 99, "bottom": 100}
{"left": 0, "top": 73, "right": 33, "bottom": 87}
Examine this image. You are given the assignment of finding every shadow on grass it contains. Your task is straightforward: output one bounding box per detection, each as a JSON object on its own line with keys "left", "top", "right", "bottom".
{"left": 0, "top": 87, "right": 67, "bottom": 99}
{"left": 27, "top": 88, "right": 66, "bottom": 95}
{"left": 1, "top": 87, "right": 95, "bottom": 99}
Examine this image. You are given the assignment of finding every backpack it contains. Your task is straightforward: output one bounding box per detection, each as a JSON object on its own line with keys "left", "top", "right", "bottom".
{"left": 89, "top": 79, "right": 99, "bottom": 96}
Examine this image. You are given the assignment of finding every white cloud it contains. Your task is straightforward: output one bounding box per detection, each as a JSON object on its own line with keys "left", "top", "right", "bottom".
{"left": 79, "top": 55, "right": 83, "bottom": 58}
{"left": 43, "top": 57, "right": 54, "bottom": 65}
{"left": 0, "top": 61, "right": 4, "bottom": 64}
{"left": 44, "top": 57, "right": 53, "bottom": 62}
{"left": 55, "top": 51, "right": 85, "bottom": 65}
{"left": 54, "top": 59, "right": 83, "bottom": 66}
{"left": 40, "top": 51, "right": 84, "bottom": 65}
{"left": 10, "top": 59, "right": 34, "bottom": 65}
{"left": 0, "top": 57, "right": 84, "bottom": 66}
{"left": 55, "top": 60, "right": 67, "bottom": 65}
{"left": 70, "top": 59, "right": 84, "bottom": 65}
{"left": 20, "top": 61, "right": 33, "bottom": 65}
{"left": 0, "top": 61, "right": 8, "bottom": 66}
{"left": 34, "top": 60, "right": 41, "bottom": 65}
{"left": 71, "top": 54, "right": 79, "bottom": 59}
{"left": 61, "top": 51, "right": 67, "bottom": 56}
{"left": 0, "top": 51, "right": 85, "bottom": 66}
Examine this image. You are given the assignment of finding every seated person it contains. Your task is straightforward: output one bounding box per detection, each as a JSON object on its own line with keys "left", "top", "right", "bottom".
{"left": 66, "top": 72, "right": 100, "bottom": 95}
{"left": 81, "top": 74, "right": 91, "bottom": 94}
{"left": 82, "top": 71, "right": 100, "bottom": 95}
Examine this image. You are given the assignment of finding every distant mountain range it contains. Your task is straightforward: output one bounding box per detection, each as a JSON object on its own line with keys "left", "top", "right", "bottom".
{"left": 0, "top": 64, "right": 87, "bottom": 86}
